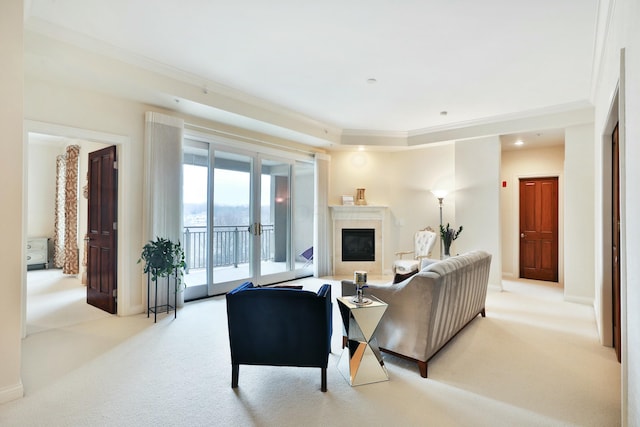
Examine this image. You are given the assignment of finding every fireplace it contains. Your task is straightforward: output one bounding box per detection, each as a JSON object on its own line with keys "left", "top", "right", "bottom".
{"left": 342, "top": 228, "right": 375, "bottom": 262}
{"left": 330, "top": 205, "right": 387, "bottom": 275}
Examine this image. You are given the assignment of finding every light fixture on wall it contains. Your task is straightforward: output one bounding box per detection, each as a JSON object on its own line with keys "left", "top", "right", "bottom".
{"left": 431, "top": 190, "right": 448, "bottom": 259}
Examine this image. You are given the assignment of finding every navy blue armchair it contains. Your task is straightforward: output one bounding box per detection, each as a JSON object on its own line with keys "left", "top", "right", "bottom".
{"left": 226, "top": 282, "right": 333, "bottom": 392}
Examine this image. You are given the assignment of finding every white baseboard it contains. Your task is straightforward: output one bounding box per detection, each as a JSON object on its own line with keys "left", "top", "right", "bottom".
{"left": 564, "top": 295, "right": 594, "bottom": 306}
{"left": 0, "top": 381, "right": 23, "bottom": 404}
{"left": 502, "top": 272, "right": 515, "bottom": 279}
{"left": 120, "top": 303, "right": 145, "bottom": 316}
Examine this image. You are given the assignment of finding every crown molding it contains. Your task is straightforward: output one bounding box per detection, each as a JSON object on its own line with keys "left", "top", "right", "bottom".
{"left": 24, "top": 18, "right": 596, "bottom": 151}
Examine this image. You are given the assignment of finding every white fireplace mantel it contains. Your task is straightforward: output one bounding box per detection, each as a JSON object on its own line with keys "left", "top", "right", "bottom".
{"left": 329, "top": 205, "right": 388, "bottom": 221}
{"left": 329, "top": 205, "right": 388, "bottom": 276}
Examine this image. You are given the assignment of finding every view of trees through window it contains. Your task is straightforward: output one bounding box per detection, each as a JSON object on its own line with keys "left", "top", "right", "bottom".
{"left": 183, "top": 164, "right": 271, "bottom": 227}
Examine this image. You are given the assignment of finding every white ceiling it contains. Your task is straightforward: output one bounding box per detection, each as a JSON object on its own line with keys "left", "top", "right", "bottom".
{"left": 24, "top": 0, "right": 598, "bottom": 148}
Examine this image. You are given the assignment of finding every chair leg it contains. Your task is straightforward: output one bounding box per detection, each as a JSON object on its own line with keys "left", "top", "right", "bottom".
{"left": 321, "top": 367, "right": 327, "bottom": 392}
{"left": 231, "top": 364, "right": 239, "bottom": 388}
{"left": 481, "top": 308, "right": 486, "bottom": 317}
{"left": 418, "top": 361, "right": 428, "bottom": 378}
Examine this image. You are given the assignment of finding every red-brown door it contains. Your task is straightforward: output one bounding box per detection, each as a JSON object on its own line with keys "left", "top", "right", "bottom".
{"left": 87, "top": 146, "right": 118, "bottom": 314}
{"left": 612, "top": 124, "right": 621, "bottom": 362}
{"left": 519, "top": 177, "right": 558, "bottom": 282}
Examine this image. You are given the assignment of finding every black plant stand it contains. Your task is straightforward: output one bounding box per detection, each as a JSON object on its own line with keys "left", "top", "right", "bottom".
{"left": 147, "top": 269, "right": 178, "bottom": 323}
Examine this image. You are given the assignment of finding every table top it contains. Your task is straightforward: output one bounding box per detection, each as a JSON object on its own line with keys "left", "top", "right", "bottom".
{"left": 337, "top": 295, "right": 386, "bottom": 309}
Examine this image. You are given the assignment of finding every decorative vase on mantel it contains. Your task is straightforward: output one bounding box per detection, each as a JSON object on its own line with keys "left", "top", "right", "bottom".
{"left": 355, "top": 188, "right": 367, "bottom": 205}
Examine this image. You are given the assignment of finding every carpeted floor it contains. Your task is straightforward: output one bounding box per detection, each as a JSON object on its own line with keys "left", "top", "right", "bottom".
{"left": 1, "top": 273, "right": 621, "bottom": 426}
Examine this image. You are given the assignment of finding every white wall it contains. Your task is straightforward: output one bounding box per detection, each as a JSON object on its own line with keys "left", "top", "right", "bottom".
{"left": 500, "top": 145, "right": 564, "bottom": 280}
{"left": 0, "top": 0, "right": 24, "bottom": 404}
{"left": 387, "top": 144, "right": 455, "bottom": 261}
{"left": 564, "top": 124, "right": 595, "bottom": 304}
{"left": 27, "top": 141, "right": 62, "bottom": 238}
{"left": 455, "top": 136, "right": 502, "bottom": 290}
{"left": 591, "top": 0, "right": 639, "bottom": 422}
{"left": 328, "top": 138, "right": 502, "bottom": 287}
{"left": 329, "top": 144, "right": 455, "bottom": 273}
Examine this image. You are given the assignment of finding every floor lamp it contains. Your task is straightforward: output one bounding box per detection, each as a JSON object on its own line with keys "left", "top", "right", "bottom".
{"left": 431, "top": 190, "right": 448, "bottom": 259}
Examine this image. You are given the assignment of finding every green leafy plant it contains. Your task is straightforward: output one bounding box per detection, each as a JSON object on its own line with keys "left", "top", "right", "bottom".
{"left": 138, "top": 237, "right": 187, "bottom": 291}
{"left": 439, "top": 223, "right": 463, "bottom": 256}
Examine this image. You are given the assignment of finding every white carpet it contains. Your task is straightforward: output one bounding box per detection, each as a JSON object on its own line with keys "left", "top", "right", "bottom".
{"left": 25, "top": 269, "right": 112, "bottom": 335}
{"left": 1, "top": 276, "right": 621, "bottom": 426}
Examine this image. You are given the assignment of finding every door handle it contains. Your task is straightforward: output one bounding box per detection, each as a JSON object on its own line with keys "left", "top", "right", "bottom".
{"left": 520, "top": 233, "right": 525, "bottom": 238}
{"left": 247, "top": 223, "right": 262, "bottom": 236}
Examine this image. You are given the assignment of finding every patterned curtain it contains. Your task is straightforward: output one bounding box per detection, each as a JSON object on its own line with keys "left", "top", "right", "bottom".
{"left": 53, "top": 155, "right": 66, "bottom": 268}
{"left": 53, "top": 145, "right": 80, "bottom": 274}
{"left": 63, "top": 145, "right": 80, "bottom": 274}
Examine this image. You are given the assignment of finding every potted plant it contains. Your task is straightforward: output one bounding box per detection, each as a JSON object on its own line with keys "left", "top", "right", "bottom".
{"left": 439, "top": 223, "right": 463, "bottom": 257}
{"left": 138, "top": 237, "right": 187, "bottom": 309}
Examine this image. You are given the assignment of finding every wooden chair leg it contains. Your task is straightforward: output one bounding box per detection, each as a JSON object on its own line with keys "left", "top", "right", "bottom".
{"left": 321, "top": 367, "right": 327, "bottom": 392}
{"left": 231, "top": 364, "right": 239, "bottom": 388}
{"left": 481, "top": 308, "right": 486, "bottom": 317}
{"left": 342, "top": 336, "right": 347, "bottom": 348}
{"left": 418, "top": 361, "right": 428, "bottom": 378}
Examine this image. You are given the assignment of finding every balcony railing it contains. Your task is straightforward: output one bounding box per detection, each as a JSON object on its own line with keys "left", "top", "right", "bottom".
{"left": 182, "top": 225, "right": 274, "bottom": 273}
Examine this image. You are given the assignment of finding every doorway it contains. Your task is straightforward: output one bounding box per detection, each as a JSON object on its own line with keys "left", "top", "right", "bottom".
{"left": 519, "top": 177, "right": 559, "bottom": 282}
{"left": 22, "top": 120, "right": 129, "bottom": 338}
{"left": 24, "top": 125, "right": 125, "bottom": 336}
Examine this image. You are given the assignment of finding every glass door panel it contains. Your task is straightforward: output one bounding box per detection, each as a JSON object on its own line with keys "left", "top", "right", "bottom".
{"left": 293, "top": 160, "right": 314, "bottom": 276}
{"left": 212, "top": 150, "right": 253, "bottom": 289}
{"left": 256, "top": 156, "right": 294, "bottom": 283}
{"left": 182, "top": 140, "right": 210, "bottom": 301}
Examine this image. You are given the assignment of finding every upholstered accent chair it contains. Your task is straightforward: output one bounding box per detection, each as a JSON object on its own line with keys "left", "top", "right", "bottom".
{"left": 392, "top": 227, "right": 437, "bottom": 280}
{"left": 226, "top": 282, "right": 333, "bottom": 392}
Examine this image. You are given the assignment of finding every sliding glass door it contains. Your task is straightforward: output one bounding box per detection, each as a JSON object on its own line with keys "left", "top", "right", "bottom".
{"left": 183, "top": 137, "right": 311, "bottom": 299}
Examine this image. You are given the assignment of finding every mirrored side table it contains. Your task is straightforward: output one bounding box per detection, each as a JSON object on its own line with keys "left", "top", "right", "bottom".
{"left": 337, "top": 295, "right": 389, "bottom": 386}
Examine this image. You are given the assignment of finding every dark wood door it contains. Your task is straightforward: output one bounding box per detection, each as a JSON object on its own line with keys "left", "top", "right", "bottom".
{"left": 87, "top": 146, "right": 118, "bottom": 314}
{"left": 519, "top": 177, "right": 558, "bottom": 282}
{"left": 612, "top": 124, "right": 621, "bottom": 362}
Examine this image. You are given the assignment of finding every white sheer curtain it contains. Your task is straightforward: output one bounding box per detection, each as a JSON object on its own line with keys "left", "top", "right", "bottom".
{"left": 144, "top": 112, "right": 184, "bottom": 243}
{"left": 314, "top": 153, "right": 331, "bottom": 277}
{"left": 144, "top": 112, "right": 184, "bottom": 305}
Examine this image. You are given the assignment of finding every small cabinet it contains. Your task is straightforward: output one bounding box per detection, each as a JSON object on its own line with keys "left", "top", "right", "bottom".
{"left": 27, "top": 237, "right": 49, "bottom": 270}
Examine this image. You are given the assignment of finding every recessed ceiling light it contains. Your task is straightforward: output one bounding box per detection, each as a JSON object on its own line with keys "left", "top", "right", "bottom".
{"left": 515, "top": 140, "right": 524, "bottom": 146}
{"left": 367, "top": 78, "right": 377, "bottom": 84}
{"left": 440, "top": 111, "right": 448, "bottom": 116}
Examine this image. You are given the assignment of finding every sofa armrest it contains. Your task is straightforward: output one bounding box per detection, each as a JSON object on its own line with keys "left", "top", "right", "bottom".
{"left": 341, "top": 274, "right": 439, "bottom": 362}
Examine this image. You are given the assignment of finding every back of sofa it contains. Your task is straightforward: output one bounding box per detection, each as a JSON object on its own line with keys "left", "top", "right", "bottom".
{"left": 423, "top": 251, "right": 492, "bottom": 359}
{"left": 343, "top": 250, "right": 491, "bottom": 363}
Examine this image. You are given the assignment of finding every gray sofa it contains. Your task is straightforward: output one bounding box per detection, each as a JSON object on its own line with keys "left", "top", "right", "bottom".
{"left": 341, "top": 250, "right": 492, "bottom": 378}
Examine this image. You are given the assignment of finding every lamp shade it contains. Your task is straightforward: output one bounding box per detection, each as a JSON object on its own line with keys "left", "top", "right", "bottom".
{"left": 431, "top": 189, "right": 448, "bottom": 199}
